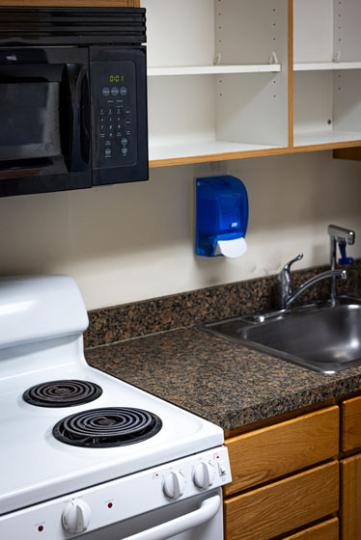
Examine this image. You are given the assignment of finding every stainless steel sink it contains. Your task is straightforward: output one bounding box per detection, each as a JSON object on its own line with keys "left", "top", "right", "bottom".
{"left": 205, "top": 299, "right": 361, "bottom": 374}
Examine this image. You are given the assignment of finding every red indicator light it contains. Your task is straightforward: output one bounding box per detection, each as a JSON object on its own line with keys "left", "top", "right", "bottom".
{"left": 107, "top": 502, "right": 113, "bottom": 509}
{"left": 37, "top": 525, "right": 44, "bottom": 532}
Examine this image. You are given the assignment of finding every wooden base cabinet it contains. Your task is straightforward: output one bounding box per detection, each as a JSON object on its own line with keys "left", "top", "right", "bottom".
{"left": 224, "top": 405, "right": 342, "bottom": 539}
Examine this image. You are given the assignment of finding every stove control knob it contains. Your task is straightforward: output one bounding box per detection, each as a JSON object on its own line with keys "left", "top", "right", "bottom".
{"left": 193, "top": 461, "right": 216, "bottom": 489}
{"left": 62, "top": 499, "right": 91, "bottom": 534}
{"left": 163, "top": 471, "right": 185, "bottom": 499}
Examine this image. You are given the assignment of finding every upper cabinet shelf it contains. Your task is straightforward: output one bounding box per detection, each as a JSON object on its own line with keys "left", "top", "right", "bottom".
{"left": 148, "top": 64, "right": 282, "bottom": 77}
{"left": 142, "top": 0, "right": 289, "bottom": 166}
{"left": 294, "top": 61, "right": 361, "bottom": 72}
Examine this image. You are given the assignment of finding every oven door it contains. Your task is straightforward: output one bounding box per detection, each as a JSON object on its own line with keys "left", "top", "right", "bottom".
{"left": 0, "top": 47, "right": 91, "bottom": 197}
{"left": 83, "top": 490, "right": 223, "bottom": 540}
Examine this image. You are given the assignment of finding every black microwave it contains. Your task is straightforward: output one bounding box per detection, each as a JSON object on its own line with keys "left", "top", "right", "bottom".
{"left": 0, "top": 7, "right": 148, "bottom": 197}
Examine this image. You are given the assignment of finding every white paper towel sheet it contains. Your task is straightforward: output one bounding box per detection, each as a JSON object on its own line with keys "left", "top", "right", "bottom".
{"left": 217, "top": 237, "right": 248, "bottom": 258}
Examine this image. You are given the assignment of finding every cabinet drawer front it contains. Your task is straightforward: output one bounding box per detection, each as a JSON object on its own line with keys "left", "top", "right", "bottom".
{"left": 341, "top": 454, "right": 361, "bottom": 540}
{"left": 342, "top": 396, "right": 361, "bottom": 452}
{"left": 224, "top": 461, "right": 339, "bottom": 540}
{"left": 283, "top": 517, "right": 339, "bottom": 539}
{"left": 225, "top": 406, "right": 339, "bottom": 495}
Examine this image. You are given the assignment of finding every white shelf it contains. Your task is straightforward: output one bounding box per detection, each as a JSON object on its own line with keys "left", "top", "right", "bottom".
{"left": 149, "top": 140, "right": 283, "bottom": 162}
{"left": 294, "top": 62, "right": 361, "bottom": 72}
{"left": 294, "top": 130, "right": 361, "bottom": 147}
{"left": 148, "top": 64, "right": 281, "bottom": 77}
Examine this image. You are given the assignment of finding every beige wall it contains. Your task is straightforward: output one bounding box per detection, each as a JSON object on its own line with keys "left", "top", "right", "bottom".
{"left": 0, "top": 151, "right": 360, "bottom": 310}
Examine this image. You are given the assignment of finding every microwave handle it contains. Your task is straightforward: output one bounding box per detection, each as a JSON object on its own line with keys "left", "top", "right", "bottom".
{"left": 65, "top": 64, "right": 91, "bottom": 171}
{"left": 120, "top": 494, "right": 221, "bottom": 540}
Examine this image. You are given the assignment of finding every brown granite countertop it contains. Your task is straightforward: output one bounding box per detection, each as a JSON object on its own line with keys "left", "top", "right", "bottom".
{"left": 86, "top": 326, "right": 361, "bottom": 433}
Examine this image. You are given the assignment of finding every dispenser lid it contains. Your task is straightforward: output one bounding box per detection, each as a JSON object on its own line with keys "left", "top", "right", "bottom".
{"left": 196, "top": 175, "right": 249, "bottom": 237}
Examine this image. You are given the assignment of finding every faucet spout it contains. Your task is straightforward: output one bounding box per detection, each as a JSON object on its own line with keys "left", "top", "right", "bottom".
{"left": 328, "top": 224, "right": 355, "bottom": 305}
{"left": 328, "top": 224, "right": 355, "bottom": 246}
{"left": 285, "top": 269, "right": 347, "bottom": 309}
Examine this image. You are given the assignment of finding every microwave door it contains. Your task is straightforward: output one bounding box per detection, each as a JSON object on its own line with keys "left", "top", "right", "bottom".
{"left": 0, "top": 47, "right": 91, "bottom": 197}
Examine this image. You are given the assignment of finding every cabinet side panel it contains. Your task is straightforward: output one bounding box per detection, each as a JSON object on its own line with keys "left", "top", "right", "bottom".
{"left": 216, "top": 73, "right": 287, "bottom": 146}
{"left": 148, "top": 76, "right": 216, "bottom": 149}
{"left": 294, "top": 71, "right": 334, "bottom": 134}
{"left": 142, "top": 0, "right": 215, "bottom": 67}
{"left": 334, "top": 0, "right": 361, "bottom": 62}
{"left": 294, "top": 0, "right": 334, "bottom": 63}
{"left": 216, "top": 0, "right": 288, "bottom": 65}
{"left": 333, "top": 71, "right": 361, "bottom": 133}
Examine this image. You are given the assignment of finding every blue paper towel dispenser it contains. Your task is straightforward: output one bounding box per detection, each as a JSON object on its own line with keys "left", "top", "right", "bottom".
{"left": 195, "top": 175, "right": 249, "bottom": 257}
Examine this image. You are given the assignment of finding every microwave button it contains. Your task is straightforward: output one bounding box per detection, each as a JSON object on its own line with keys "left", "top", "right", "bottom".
{"left": 121, "top": 148, "right": 128, "bottom": 157}
{"left": 105, "top": 148, "right": 112, "bottom": 158}
{"left": 116, "top": 132, "right": 122, "bottom": 138}
{"left": 121, "top": 138, "right": 128, "bottom": 146}
{"left": 124, "top": 107, "right": 131, "bottom": 115}
{"left": 105, "top": 140, "right": 111, "bottom": 147}
{"left": 125, "top": 119, "right": 131, "bottom": 127}
{"left": 107, "top": 108, "right": 113, "bottom": 115}
{"left": 120, "top": 86, "right": 128, "bottom": 97}
{"left": 111, "top": 87, "right": 119, "bottom": 97}
{"left": 102, "top": 87, "right": 110, "bottom": 97}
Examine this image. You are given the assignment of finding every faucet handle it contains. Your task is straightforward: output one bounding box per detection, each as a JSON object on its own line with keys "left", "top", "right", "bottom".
{"left": 278, "top": 253, "right": 303, "bottom": 310}
{"left": 282, "top": 253, "right": 304, "bottom": 273}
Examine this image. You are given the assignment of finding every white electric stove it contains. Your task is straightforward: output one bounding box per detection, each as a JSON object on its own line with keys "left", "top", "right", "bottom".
{"left": 0, "top": 276, "right": 231, "bottom": 540}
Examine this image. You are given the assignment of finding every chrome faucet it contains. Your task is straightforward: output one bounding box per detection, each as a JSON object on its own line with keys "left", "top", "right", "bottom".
{"left": 328, "top": 224, "right": 355, "bottom": 306}
{"left": 278, "top": 253, "right": 347, "bottom": 310}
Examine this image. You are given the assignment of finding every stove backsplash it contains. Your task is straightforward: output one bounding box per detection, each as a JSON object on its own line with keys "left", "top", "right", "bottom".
{"left": 85, "top": 260, "right": 361, "bottom": 349}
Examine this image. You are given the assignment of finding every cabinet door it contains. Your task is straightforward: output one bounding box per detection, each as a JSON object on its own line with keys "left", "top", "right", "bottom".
{"left": 342, "top": 454, "right": 361, "bottom": 540}
{"left": 225, "top": 406, "right": 339, "bottom": 495}
{"left": 342, "top": 396, "right": 361, "bottom": 452}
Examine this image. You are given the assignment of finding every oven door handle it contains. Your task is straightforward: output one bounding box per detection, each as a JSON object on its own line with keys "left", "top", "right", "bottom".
{"left": 121, "top": 494, "right": 221, "bottom": 540}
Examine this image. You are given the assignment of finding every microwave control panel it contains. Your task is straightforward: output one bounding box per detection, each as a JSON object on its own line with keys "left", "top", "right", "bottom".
{"left": 91, "top": 60, "right": 138, "bottom": 169}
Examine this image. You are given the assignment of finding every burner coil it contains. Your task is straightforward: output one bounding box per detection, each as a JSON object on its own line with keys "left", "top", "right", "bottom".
{"left": 53, "top": 407, "right": 162, "bottom": 448}
{"left": 23, "top": 380, "right": 102, "bottom": 408}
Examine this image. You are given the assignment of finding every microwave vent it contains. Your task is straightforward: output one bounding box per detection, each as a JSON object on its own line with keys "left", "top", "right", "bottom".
{"left": 0, "top": 7, "right": 146, "bottom": 46}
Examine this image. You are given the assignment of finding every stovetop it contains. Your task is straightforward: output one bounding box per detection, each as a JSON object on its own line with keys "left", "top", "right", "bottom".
{"left": 0, "top": 341, "right": 223, "bottom": 517}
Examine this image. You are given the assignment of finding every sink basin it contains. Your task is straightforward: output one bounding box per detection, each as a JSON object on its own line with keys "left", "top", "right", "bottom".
{"left": 205, "top": 299, "right": 361, "bottom": 374}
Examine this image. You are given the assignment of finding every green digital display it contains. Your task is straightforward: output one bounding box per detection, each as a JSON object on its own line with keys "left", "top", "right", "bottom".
{"left": 108, "top": 74, "right": 125, "bottom": 83}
